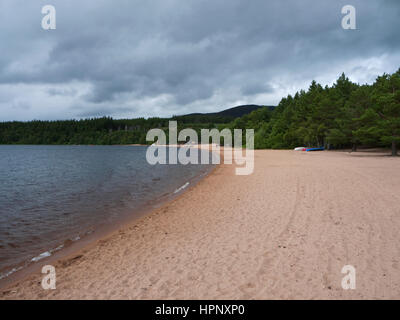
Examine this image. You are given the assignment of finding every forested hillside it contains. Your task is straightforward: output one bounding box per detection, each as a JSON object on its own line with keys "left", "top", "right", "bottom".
{"left": 0, "top": 106, "right": 265, "bottom": 145}
{"left": 231, "top": 69, "right": 400, "bottom": 155}
{"left": 1, "top": 69, "right": 399, "bottom": 155}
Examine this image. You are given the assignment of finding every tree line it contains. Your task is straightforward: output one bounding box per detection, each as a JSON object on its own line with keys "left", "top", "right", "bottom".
{"left": 226, "top": 69, "right": 400, "bottom": 155}
{"left": 0, "top": 117, "right": 168, "bottom": 145}
{"left": 0, "top": 69, "right": 399, "bottom": 155}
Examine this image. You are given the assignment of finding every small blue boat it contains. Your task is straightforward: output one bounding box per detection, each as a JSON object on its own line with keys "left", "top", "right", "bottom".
{"left": 306, "top": 147, "right": 325, "bottom": 152}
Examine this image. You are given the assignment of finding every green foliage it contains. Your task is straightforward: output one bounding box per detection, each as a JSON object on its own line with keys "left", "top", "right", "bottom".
{"left": 232, "top": 70, "right": 399, "bottom": 154}
{"left": 1, "top": 69, "right": 399, "bottom": 155}
{"left": 0, "top": 117, "right": 167, "bottom": 145}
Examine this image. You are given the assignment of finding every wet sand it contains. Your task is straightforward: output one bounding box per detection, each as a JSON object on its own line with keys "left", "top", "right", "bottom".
{"left": 1, "top": 150, "right": 400, "bottom": 299}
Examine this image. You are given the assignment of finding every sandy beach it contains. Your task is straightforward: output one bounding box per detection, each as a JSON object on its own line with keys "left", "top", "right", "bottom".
{"left": 1, "top": 149, "right": 400, "bottom": 299}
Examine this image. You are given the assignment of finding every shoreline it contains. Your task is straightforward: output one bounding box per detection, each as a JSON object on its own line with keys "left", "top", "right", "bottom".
{"left": 0, "top": 155, "right": 223, "bottom": 296}
{"left": 2, "top": 149, "right": 400, "bottom": 299}
{"left": 0, "top": 145, "right": 218, "bottom": 291}
{"left": 0, "top": 162, "right": 218, "bottom": 292}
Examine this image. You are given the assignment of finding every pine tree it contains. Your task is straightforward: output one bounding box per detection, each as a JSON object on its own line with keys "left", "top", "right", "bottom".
{"left": 371, "top": 71, "right": 400, "bottom": 156}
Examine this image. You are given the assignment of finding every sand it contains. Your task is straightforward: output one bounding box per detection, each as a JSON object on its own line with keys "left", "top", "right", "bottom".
{"left": 1, "top": 149, "right": 400, "bottom": 299}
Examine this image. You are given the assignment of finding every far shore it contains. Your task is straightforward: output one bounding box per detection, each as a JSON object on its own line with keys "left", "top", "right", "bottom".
{"left": 1, "top": 149, "right": 400, "bottom": 299}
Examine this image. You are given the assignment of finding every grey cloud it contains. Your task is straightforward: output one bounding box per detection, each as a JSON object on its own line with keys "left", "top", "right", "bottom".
{"left": 241, "top": 83, "right": 274, "bottom": 96}
{"left": 47, "top": 87, "right": 77, "bottom": 96}
{"left": 12, "top": 100, "right": 31, "bottom": 111}
{"left": 73, "top": 104, "right": 136, "bottom": 118}
{"left": 0, "top": 0, "right": 399, "bottom": 120}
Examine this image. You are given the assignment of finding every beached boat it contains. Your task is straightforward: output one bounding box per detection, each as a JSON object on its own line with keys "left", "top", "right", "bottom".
{"left": 306, "top": 147, "right": 325, "bottom": 152}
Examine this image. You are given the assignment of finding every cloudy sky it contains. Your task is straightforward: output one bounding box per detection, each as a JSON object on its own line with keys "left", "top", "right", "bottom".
{"left": 0, "top": 0, "right": 399, "bottom": 121}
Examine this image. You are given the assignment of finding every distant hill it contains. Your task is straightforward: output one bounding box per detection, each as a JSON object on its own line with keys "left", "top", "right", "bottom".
{"left": 186, "top": 104, "right": 274, "bottom": 117}
{"left": 173, "top": 105, "right": 275, "bottom": 123}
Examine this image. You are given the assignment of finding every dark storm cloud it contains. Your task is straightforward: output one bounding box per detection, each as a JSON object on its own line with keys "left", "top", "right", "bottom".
{"left": 0, "top": 0, "right": 399, "bottom": 120}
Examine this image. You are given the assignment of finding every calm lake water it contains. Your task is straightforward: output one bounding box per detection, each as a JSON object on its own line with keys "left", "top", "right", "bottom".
{"left": 0, "top": 145, "right": 213, "bottom": 279}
